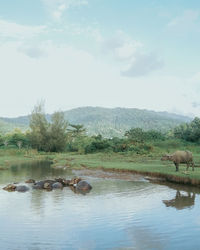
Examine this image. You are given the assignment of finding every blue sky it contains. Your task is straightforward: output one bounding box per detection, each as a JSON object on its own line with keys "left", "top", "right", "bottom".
{"left": 0, "top": 0, "right": 200, "bottom": 117}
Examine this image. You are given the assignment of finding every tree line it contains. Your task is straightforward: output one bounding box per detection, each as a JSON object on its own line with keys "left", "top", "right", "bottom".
{"left": 0, "top": 103, "right": 199, "bottom": 154}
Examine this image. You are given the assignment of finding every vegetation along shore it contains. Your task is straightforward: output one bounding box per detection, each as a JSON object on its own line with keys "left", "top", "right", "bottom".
{"left": 1, "top": 103, "right": 200, "bottom": 186}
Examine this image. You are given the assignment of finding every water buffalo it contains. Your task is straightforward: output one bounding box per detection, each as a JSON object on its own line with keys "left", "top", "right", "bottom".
{"left": 76, "top": 180, "right": 92, "bottom": 192}
{"left": 33, "top": 180, "right": 55, "bottom": 190}
{"left": 15, "top": 185, "right": 29, "bottom": 192}
{"left": 3, "top": 184, "right": 17, "bottom": 192}
{"left": 52, "top": 182, "right": 63, "bottom": 189}
{"left": 161, "top": 150, "right": 194, "bottom": 172}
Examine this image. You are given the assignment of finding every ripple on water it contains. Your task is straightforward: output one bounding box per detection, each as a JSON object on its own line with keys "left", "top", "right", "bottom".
{"left": 1, "top": 163, "right": 200, "bottom": 249}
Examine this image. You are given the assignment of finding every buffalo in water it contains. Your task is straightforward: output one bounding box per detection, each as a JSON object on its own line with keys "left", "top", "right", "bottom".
{"left": 161, "top": 150, "right": 194, "bottom": 172}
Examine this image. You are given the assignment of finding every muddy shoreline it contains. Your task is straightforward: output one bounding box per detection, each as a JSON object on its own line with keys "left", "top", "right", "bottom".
{"left": 71, "top": 164, "right": 200, "bottom": 187}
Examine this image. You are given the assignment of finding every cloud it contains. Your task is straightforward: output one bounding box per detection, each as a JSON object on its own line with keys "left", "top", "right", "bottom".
{"left": 0, "top": 19, "right": 46, "bottom": 39}
{"left": 18, "top": 44, "right": 48, "bottom": 58}
{"left": 102, "top": 31, "right": 142, "bottom": 59}
{"left": 121, "top": 52, "right": 164, "bottom": 77}
{"left": 102, "top": 36, "right": 142, "bottom": 61}
{"left": 192, "top": 102, "right": 200, "bottom": 108}
{"left": 42, "top": 0, "right": 88, "bottom": 21}
{"left": 167, "top": 10, "right": 200, "bottom": 34}
{"left": 0, "top": 41, "right": 198, "bottom": 118}
{"left": 101, "top": 31, "right": 163, "bottom": 77}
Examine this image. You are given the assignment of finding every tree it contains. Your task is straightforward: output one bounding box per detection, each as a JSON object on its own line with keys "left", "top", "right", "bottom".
{"left": 173, "top": 117, "right": 200, "bottom": 143}
{"left": 67, "top": 124, "right": 86, "bottom": 138}
{"left": 48, "top": 112, "right": 68, "bottom": 152}
{"left": 125, "top": 128, "right": 146, "bottom": 143}
{"left": 0, "top": 134, "right": 4, "bottom": 147}
{"left": 7, "top": 129, "right": 29, "bottom": 149}
{"left": 29, "top": 103, "right": 69, "bottom": 152}
{"left": 29, "top": 102, "right": 50, "bottom": 151}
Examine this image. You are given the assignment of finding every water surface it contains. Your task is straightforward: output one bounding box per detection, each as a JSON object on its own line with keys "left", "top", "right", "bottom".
{"left": 0, "top": 161, "right": 200, "bottom": 250}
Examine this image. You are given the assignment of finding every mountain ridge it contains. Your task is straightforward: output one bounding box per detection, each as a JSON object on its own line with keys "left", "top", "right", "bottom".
{"left": 0, "top": 106, "right": 192, "bottom": 137}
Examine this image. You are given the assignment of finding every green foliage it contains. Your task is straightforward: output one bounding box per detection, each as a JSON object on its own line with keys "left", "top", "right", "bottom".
{"left": 84, "top": 135, "right": 110, "bottom": 154}
{"left": 0, "top": 134, "right": 4, "bottom": 146}
{"left": 29, "top": 103, "right": 68, "bottom": 152}
{"left": 83, "top": 133, "right": 153, "bottom": 155}
{"left": 0, "top": 129, "right": 30, "bottom": 149}
{"left": 173, "top": 117, "right": 200, "bottom": 143}
{"left": 29, "top": 103, "right": 50, "bottom": 151}
{"left": 125, "top": 128, "right": 146, "bottom": 143}
{"left": 125, "top": 128, "right": 165, "bottom": 143}
{"left": 67, "top": 124, "right": 86, "bottom": 137}
{"left": 48, "top": 112, "right": 68, "bottom": 152}
{"left": 7, "top": 129, "right": 30, "bottom": 149}
{"left": 0, "top": 107, "right": 191, "bottom": 138}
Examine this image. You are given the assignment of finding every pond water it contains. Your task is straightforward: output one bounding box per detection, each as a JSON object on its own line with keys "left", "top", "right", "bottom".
{"left": 0, "top": 161, "right": 200, "bottom": 250}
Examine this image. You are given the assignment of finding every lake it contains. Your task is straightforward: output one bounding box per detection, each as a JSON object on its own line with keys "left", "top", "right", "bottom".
{"left": 0, "top": 161, "right": 200, "bottom": 250}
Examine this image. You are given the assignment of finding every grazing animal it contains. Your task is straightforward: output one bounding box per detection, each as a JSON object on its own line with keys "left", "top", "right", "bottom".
{"left": 161, "top": 150, "right": 194, "bottom": 172}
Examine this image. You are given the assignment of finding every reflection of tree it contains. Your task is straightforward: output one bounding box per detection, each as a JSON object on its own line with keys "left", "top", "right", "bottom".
{"left": 163, "top": 191, "right": 195, "bottom": 210}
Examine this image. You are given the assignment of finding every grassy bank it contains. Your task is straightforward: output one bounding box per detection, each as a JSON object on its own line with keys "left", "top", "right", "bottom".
{"left": 0, "top": 149, "right": 47, "bottom": 170}
{"left": 1, "top": 148, "right": 200, "bottom": 186}
{"left": 47, "top": 151, "right": 200, "bottom": 185}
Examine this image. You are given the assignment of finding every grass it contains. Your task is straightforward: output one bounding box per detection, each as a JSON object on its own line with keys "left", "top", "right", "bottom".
{"left": 46, "top": 151, "right": 200, "bottom": 183}
{"left": 1, "top": 145, "right": 200, "bottom": 186}
{"left": 0, "top": 149, "right": 47, "bottom": 170}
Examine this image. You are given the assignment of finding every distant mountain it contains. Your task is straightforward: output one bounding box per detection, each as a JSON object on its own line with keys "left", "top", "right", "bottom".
{"left": 0, "top": 107, "right": 192, "bottom": 137}
{"left": 0, "top": 118, "right": 27, "bottom": 134}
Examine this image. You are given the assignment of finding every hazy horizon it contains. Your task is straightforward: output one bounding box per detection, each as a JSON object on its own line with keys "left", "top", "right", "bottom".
{"left": 0, "top": 0, "right": 199, "bottom": 117}
{"left": 0, "top": 105, "right": 194, "bottom": 119}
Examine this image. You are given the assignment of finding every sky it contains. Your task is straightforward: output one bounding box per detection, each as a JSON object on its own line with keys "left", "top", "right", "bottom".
{"left": 0, "top": 0, "right": 200, "bottom": 117}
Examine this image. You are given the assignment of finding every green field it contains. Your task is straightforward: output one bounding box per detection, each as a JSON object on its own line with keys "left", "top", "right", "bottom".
{"left": 1, "top": 147, "right": 200, "bottom": 185}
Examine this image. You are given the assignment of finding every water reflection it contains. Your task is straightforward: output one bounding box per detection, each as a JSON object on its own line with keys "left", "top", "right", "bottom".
{"left": 69, "top": 185, "right": 91, "bottom": 195}
{"left": 125, "top": 226, "right": 166, "bottom": 250}
{"left": 147, "top": 179, "right": 200, "bottom": 210}
{"left": 163, "top": 191, "right": 195, "bottom": 210}
{"left": 1, "top": 162, "right": 200, "bottom": 249}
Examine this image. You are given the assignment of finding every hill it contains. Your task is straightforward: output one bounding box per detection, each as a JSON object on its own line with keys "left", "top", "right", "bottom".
{"left": 0, "top": 107, "right": 192, "bottom": 137}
